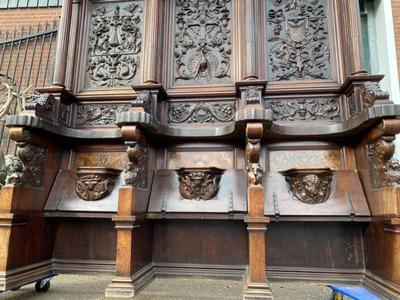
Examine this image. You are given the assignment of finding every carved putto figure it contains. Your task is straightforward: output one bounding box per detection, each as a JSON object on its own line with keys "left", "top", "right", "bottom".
{"left": 86, "top": 1, "right": 143, "bottom": 87}
{"left": 266, "top": 0, "right": 331, "bottom": 80}
{"left": 281, "top": 168, "right": 333, "bottom": 204}
{"left": 174, "top": 0, "right": 232, "bottom": 83}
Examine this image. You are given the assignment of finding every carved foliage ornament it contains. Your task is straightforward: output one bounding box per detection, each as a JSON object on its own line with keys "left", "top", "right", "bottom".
{"left": 131, "top": 90, "right": 152, "bottom": 114}
{"left": 75, "top": 167, "right": 120, "bottom": 201}
{"left": 124, "top": 141, "right": 148, "bottom": 188}
{"left": 281, "top": 168, "right": 333, "bottom": 204}
{"left": 367, "top": 135, "right": 400, "bottom": 188}
{"left": 86, "top": 1, "right": 144, "bottom": 88}
{"left": 360, "top": 81, "right": 389, "bottom": 109}
{"left": 174, "top": 0, "right": 232, "bottom": 83}
{"left": 266, "top": 0, "right": 331, "bottom": 80}
{"left": 176, "top": 167, "right": 224, "bottom": 200}
{"left": 76, "top": 103, "right": 130, "bottom": 126}
{"left": 168, "top": 102, "right": 234, "bottom": 124}
{"left": 265, "top": 98, "right": 340, "bottom": 121}
{"left": 17, "top": 142, "right": 47, "bottom": 187}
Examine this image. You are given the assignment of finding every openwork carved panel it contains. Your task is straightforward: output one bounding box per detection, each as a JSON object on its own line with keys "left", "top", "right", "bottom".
{"left": 85, "top": 1, "right": 144, "bottom": 88}
{"left": 76, "top": 103, "right": 130, "bottom": 126}
{"left": 265, "top": 98, "right": 340, "bottom": 121}
{"left": 266, "top": 0, "right": 331, "bottom": 80}
{"left": 173, "top": 0, "right": 232, "bottom": 84}
{"left": 168, "top": 102, "right": 235, "bottom": 124}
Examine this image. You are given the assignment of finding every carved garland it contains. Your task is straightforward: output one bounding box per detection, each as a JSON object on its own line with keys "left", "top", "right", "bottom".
{"left": 86, "top": 1, "right": 144, "bottom": 88}
{"left": 174, "top": 0, "right": 232, "bottom": 83}
{"left": 265, "top": 98, "right": 340, "bottom": 121}
{"left": 266, "top": 0, "right": 331, "bottom": 80}
{"left": 168, "top": 102, "right": 235, "bottom": 124}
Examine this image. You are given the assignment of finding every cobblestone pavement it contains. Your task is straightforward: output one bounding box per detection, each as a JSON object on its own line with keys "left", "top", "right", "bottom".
{"left": 1, "top": 274, "right": 334, "bottom": 300}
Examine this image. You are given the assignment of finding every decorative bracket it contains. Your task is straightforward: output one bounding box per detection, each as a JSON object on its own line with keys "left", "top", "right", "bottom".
{"left": 246, "top": 123, "right": 264, "bottom": 186}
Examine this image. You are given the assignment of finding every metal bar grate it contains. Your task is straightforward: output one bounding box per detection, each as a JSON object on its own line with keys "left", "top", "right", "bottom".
{"left": 0, "top": 0, "right": 63, "bottom": 9}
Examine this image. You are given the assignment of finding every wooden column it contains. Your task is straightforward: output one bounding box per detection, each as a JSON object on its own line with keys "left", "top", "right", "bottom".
{"left": 106, "top": 126, "right": 153, "bottom": 298}
{"left": 143, "top": 0, "right": 162, "bottom": 84}
{"left": 243, "top": 0, "right": 258, "bottom": 80}
{"left": 52, "top": 0, "right": 73, "bottom": 87}
{"left": 243, "top": 123, "right": 273, "bottom": 300}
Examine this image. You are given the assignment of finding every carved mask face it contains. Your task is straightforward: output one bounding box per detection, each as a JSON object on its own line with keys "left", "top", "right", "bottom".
{"left": 302, "top": 174, "right": 320, "bottom": 195}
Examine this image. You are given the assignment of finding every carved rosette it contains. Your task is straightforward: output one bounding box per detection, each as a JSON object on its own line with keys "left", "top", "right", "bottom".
{"left": 176, "top": 167, "right": 224, "bottom": 200}
{"left": 265, "top": 98, "right": 340, "bottom": 121}
{"left": 174, "top": 0, "right": 232, "bottom": 84}
{"left": 76, "top": 103, "right": 130, "bottom": 126}
{"left": 16, "top": 142, "right": 47, "bottom": 187}
{"left": 367, "top": 135, "right": 400, "bottom": 188}
{"left": 86, "top": 1, "right": 144, "bottom": 88}
{"left": 266, "top": 0, "right": 331, "bottom": 80}
{"left": 281, "top": 168, "right": 333, "bottom": 204}
{"left": 168, "top": 102, "right": 234, "bottom": 124}
{"left": 75, "top": 167, "right": 120, "bottom": 201}
{"left": 124, "top": 141, "right": 148, "bottom": 187}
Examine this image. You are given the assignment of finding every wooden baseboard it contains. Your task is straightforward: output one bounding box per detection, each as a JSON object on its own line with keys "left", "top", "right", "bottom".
{"left": 0, "top": 260, "right": 53, "bottom": 292}
{"left": 363, "top": 271, "right": 400, "bottom": 300}
{"left": 52, "top": 258, "right": 116, "bottom": 273}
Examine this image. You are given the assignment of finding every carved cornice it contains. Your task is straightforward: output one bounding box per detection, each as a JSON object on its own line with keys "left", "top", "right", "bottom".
{"left": 176, "top": 167, "right": 224, "bottom": 200}
{"left": 174, "top": 0, "right": 232, "bottom": 84}
{"left": 280, "top": 168, "right": 333, "bottom": 204}
{"left": 86, "top": 1, "right": 144, "bottom": 88}
{"left": 76, "top": 103, "right": 130, "bottom": 126}
{"left": 266, "top": 0, "right": 331, "bottom": 80}
{"left": 75, "top": 167, "right": 120, "bottom": 201}
{"left": 265, "top": 98, "right": 340, "bottom": 121}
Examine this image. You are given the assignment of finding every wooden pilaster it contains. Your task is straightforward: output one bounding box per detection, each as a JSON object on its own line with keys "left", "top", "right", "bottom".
{"left": 243, "top": 123, "right": 273, "bottom": 300}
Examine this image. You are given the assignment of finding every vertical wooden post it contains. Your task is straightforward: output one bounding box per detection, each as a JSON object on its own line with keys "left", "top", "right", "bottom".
{"left": 243, "top": 123, "right": 273, "bottom": 300}
{"left": 52, "top": 0, "right": 73, "bottom": 87}
{"left": 243, "top": 0, "right": 258, "bottom": 80}
{"left": 143, "top": 0, "right": 162, "bottom": 84}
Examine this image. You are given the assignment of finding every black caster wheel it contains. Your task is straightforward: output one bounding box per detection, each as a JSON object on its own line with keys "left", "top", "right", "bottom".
{"left": 35, "top": 280, "right": 50, "bottom": 293}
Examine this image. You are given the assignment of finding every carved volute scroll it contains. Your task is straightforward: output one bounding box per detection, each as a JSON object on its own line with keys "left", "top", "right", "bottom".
{"left": 131, "top": 90, "right": 152, "bottom": 114}
{"left": 246, "top": 123, "right": 264, "bottom": 185}
{"left": 360, "top": 81, "right": 389, "bottom": 109}
{"left": 85, "top": 1, "right": 144, "bottom": 88}
{"left": 176, "top": 167, "right": 224, "bottom": 200}
{"left": 124, "top": 140, "right": 148, "bottom": 187}
{"left": 174, "top": 0, "right": 232, "bottom": 84}
{"left": 75, "top": 167, "right": 120, "bottom": 201}
{"left": 280, "top": 168, "right": 333, "bottom": 204}
{"left": 266, "top": 0, "right": 331, "bottom": 80}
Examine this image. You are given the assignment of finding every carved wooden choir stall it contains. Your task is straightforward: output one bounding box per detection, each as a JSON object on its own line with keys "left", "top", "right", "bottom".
{"left": 1, "top": 0, "right": 400, "bottom": 299}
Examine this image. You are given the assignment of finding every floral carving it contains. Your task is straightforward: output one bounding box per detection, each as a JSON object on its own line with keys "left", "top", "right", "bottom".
{"left": 168, "top": 102, "right": 234, "bottom": 124}
{"left": 367, "top": 136, "right": 400, "bottom": 188}
{"left": 176, "top": 167, "right": 224, "bottom": 200}
{"left": 280, "top": 168, "right": 333, "bottom": 204}
{"left": 266, "top": 0, "right": 331, "bottom": 80}
{"left": 265, "top": 98, "right": 340, "bottom": 121}
{"left": 86, "top": 1, "right": 143, "bottom": 88}
{"left": 76, "top": 103, "right": 130, "bottom": 126}
{"left": 174, "top": 0, "right": 232, "bottom": 83}
{"left": 124, "top": 141, "right": 148, "bottom": 187}
{"left": 75, "top": 167, "right": 120, "bottom": 201}
{"left": 360, "top": 81, "right": 389, "bottom": 109}
{"left": 16, "top": 143, "right": 47, "bottom": 187}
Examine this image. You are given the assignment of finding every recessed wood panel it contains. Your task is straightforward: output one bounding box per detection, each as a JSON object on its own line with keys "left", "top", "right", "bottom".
{"left": 75, "top": 152, "right": 128, "bottom": 170}
{"left": 167, "top": 150, "right": 234, "bottom": 169}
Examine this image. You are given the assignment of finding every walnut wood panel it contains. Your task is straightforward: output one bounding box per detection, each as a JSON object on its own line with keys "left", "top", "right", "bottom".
{"left": 75, "top": 151, "right": 128, "bottom": 171}
{"left": 167, "top": 150, "right": 234, "bottom": 169}
{"left": 53, "top": 218, "right": 116, "bottom": 261}
{"left": 153, "top": 220, "right": 248, "bottom": 265}
{"left": 267, "top": 222, "right": 365, "bottom": 269}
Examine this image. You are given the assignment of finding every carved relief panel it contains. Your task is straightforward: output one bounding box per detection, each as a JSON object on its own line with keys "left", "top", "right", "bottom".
{"left": 265, "top": 0, "right": 331, "bottom": 81}
{"left": 173, "top": 0, "right": 232, "bottom": 85}
{"left": 84, "top": 0, "right": 144, "bottom": 88}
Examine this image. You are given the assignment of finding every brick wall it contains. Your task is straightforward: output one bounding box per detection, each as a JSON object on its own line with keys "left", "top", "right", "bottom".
{"left": 393, "top": 0, "right": 400, "bottom": 79}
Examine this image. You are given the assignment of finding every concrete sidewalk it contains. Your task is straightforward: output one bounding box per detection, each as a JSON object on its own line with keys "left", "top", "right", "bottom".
{"left": 1, "top": 274, "right": 333, "bottom": 299}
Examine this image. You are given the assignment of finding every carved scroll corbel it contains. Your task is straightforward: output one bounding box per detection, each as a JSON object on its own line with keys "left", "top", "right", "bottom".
{"left": 367, "top": 120, "right": 400, "bottom": 188}
{"left": 121, "top": 125, "right": 148, "bottom": 188}
{"left": 360, "top": 81, "right": 389, "bottom": 109}
{"left": 246, "top": 123, "right": 264, "bottom": 186}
